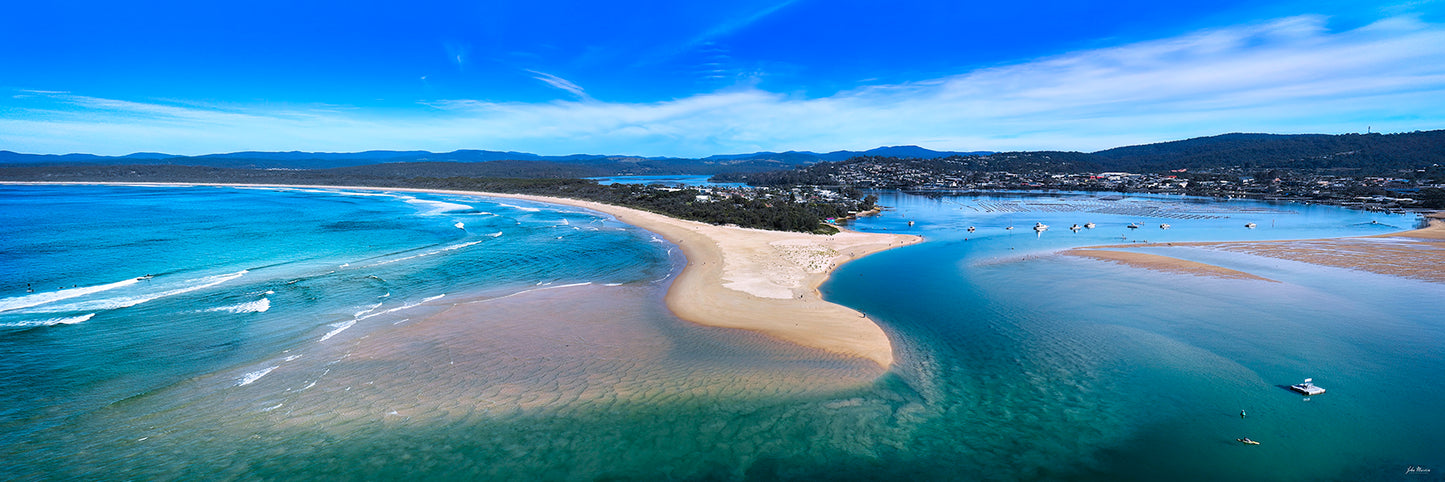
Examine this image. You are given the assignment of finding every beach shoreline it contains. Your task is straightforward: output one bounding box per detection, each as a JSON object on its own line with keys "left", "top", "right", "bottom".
{"left": 3, "top": 181, "right": 921, "bottom": 368}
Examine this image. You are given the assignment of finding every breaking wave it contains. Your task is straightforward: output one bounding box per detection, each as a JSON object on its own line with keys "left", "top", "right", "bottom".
{"left": 0, "top": 313, "right": 96, "bottom": 328}
{"left": 235, "top": 366, "right": 278, "bottom": 386}
{"left": 206, "top": 298, "right": 271, "bottom": 314}
{"left": 24, "top": 271, "right": 248, "bottom": 314}
{"left": 0, "top": 278, "right": 141, "bottom": 313}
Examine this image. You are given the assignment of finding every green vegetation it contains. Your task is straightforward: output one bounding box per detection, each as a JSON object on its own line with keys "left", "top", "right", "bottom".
{"left": 408, "top": 177, "right": 853, "bottom": 234}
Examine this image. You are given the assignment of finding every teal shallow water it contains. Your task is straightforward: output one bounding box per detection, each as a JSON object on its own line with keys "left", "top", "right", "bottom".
{"left": 1, "top": 186, "right": 1441, "bottom": 480}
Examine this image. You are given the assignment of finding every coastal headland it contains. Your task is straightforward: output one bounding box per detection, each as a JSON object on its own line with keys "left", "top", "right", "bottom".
{"left": 7, "top": 182, "right": 921, "bottom": 368}
{"left": 1064, "top": 214, "right": 1445, "bottom": 283}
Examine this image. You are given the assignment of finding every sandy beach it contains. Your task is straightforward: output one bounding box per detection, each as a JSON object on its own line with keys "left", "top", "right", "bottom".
{"left": 444, "top": 191, "right": 923, "bottom": 368}
{"left": 1065, "top": 214, "right": 1445, "bottom": 283}
{"left": 6, "top": 182, "right": 921, "bottom": 368}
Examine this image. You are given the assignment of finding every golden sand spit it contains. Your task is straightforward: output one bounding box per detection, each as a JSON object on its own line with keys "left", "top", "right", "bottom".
{"left": 482, "top": 192, "right": 922, "bottom": 368}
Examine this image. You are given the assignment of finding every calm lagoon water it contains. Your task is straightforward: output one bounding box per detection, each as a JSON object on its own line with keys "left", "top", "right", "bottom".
{"left": 1, "top": 185, "right": 1440, "bottom": 480}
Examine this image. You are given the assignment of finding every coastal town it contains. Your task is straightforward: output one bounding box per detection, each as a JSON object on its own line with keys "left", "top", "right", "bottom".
{"left": 710, "top": 154, "right": 1445, "bottom": 213}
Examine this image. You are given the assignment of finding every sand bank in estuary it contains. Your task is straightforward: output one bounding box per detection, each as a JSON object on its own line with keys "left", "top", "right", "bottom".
{"left": 1068, "top": 215, "right": 1445, "bottom": 283}
{"left": 1062, "top": 249, "right": 1276, "bottom": 282}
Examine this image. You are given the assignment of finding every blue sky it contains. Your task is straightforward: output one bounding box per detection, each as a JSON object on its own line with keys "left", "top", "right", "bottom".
{"left": 2, "top": 0, "right": 1444, "bottom": 156}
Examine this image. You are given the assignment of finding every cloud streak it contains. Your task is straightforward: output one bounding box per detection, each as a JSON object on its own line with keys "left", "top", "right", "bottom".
{"left": 526, "top": 70, "right": 593, "bottom": 101}
{"left": 4, "top": 15, "right": 1445, "bottom": 156}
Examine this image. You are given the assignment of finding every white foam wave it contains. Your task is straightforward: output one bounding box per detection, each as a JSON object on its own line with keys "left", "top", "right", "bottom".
{"left": 497, "top": 203, "right": 541, "bottom": 212}
{"left": 352, "top": 294, "right": 446, "bottom": 322}
{"left": 404, "top": 197, "right": 473, "bottom": 215}
{"left": 0, "top": 277, "right": 140, "bottom": 313}
{"left": 207, "top": 298, "right": 270, "bottom": 314}
{"left": 489, "top": 231, "right": 503, "bottom": 237}
{"left": 603, "top": 283, "right": 623, "bottom": 287}
{"left": 26, "top": 271, "right": 248, "bottom": 314}
{"left": 333, "top": 190, "right": 390, "bottom": 197}
{"left": 550, "top": 282, "right": 592, "bottom": 290}
{"left": 319, "top": 320, "right": 356, "bottom": 342}
{"left": 236, "top": 366, "right": 278, "bottom": 386}
{"left": 370, "top": 241, "right": 484, "bottom": 267}
{"left": 0, "top": 313, "right": 95, "bottom": 328}
{"left": 353, "top": 302, "right": 384, "bottom": 318}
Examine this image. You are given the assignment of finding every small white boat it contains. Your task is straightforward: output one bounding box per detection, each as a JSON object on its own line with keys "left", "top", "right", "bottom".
{"left": 1070, "top": 224, "right": 1081, "bottom": 231}
{"left": 1005, "top": 226, "right": 1014, "bottom": 231}
{"left": 1033, "top": 222, "right": 1049, "bottom": 232}
{"left": 1126, "top": 223, "right": 1140, "bottom": 229}
{"left": 1290, "top": 378, "right": 1325, "bottom": 396}
{"left": 1159, "top": 223, "right": 1171, "bottom": 229}
{"left": 1245, "top": 222, "right": 1257, "bottom": 229}
{"left": 908, "top": 221, "right": 915, "bottom": 226}
{"left": 1084, "top": 222, "right": 1096, "bottom": 229}
{"left": 967, "top": 226, "right": 976, "bottom": 232}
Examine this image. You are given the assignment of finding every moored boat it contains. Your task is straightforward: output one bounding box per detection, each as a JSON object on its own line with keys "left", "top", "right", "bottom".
{"left": 1289, "top": 378, "right": 1325, "bottom": 395}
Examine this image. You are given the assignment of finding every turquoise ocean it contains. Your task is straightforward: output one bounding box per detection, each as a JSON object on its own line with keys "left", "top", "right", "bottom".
{"left": 1, "top": 183, "right": 1441, "bottom": 480}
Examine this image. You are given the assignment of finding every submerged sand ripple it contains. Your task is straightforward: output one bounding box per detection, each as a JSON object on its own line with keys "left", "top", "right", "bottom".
{"left": 228, "top": 284, "right": 888, "bottom": 430}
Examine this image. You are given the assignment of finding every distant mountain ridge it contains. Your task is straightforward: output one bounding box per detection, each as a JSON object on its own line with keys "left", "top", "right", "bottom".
{"left": 0, "top": 145, "right": 992, "bottom": 171}
{"left": 1089, "top": 130, "right": 1445, "bottom": 171}
{"left": 3, "top": 129, "right": 1442, "bottom": 175}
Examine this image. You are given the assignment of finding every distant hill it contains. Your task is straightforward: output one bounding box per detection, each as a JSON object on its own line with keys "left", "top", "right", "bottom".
{"left": 703, "top": 146, "right": 992, "bottom": 163}
{"left": 0, "top": 145, "right": 991, "bottom": 175}
{"left": 4, "top": 130, "right": 1442, "bottom": 176}
{"left": 1091, "top": 130, "right": 1445, "bottom": 171}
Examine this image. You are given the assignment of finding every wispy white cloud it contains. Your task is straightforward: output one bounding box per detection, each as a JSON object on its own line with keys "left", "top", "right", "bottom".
{"left": 689, "top": 0, "right": 797, "bottom": 48}
{"left": 525, "top": 70, "right": 593, "bottom": 101}
{"left": 4, "top": 14, "right": 1445, "bottom": 156}
{"left": 636, "top": 1, "right": 799, "bottom": 68}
